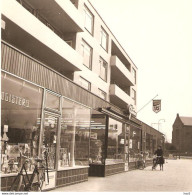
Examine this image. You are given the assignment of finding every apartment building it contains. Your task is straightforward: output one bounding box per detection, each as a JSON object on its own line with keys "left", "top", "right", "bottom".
{"left": 1, "top": 0, "right": 140, "bottom": 191}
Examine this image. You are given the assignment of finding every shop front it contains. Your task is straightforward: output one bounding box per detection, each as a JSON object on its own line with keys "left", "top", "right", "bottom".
{"left": 88, "top": 108, "right": 142, "bottom": 177}
{"left": 1, "top": 72, "right": 91, "bottom": 191}
{"left": 1, "top": 41, "right": 143, "bottom": 190}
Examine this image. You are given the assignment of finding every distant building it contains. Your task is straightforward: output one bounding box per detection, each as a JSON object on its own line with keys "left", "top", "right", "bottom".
{"left": 172, "top": 114, "right": 192, "bottom": 154}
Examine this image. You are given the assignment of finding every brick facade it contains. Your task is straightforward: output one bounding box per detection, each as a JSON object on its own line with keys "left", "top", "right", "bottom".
{"left": 172, "top": 114, "right": 192, "bottom": 153}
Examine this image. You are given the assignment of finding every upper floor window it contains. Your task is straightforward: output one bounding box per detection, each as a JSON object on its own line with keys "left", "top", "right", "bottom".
{"left": 65, "top": 40, "right": 73, "bottom": 47}
{"left": 79, "top": 76, "right": 91, "bottom": 91}
{"left": 131, "top": 89, "right": 136, "bottom": 105}
{"left": 98, "top": 89, "right": 107, "bottom": 100}
{"left": 132, "top": 67, "right": 136, "bottom": 84}
{"left": 100, "top": 27, "right": 108, "bottom": 51}
{"left": 99, "top": 57, "right": 108, "bottom": 82}
{"left": 84, "top": 6, "right": 94, "bottom": 34}
{"left": 81, "top": 40, "right": 92, "bottom": 69}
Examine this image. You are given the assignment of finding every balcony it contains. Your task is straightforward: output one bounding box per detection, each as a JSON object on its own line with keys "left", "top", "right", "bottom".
{"left": 1, "top": 0, "right": 84, "bottom": 72}
{"left": 110, "top": 56, "right": 134, "bottom": 87}
{"left": 110, "top": 84, "right": 135, "bottom": 109}
{"left": 24, "top": 0, "right": 84, "bottom": 33}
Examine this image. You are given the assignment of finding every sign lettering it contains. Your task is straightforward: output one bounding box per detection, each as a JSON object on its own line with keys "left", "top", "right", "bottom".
{"left": 1, "top": 92, "right": 29, "bottom": 107}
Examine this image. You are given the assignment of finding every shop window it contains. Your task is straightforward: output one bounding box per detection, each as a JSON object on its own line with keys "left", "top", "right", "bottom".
{"left": 100, "top": 27, "right": 108, "bottom": 51}
{"left": 84, "top": 5, "right": 94, "bottom": 34}
{"left": 106, "top": 118, "right": 124, "bottom": 164}
{"left": 81, "top": 40, "right": 92, "bottom": 69}
{"left": 45, "top": 91, "right": 60, "bottom": 112}
{"left": 58, "top": 97, "right": 91, "bottom": 169}
{"left": 1, "top": 73, "right": 43, "bottom": 175}
{"left": 89, "top": 110, "right": 106, "bottom": 164}
{"left": 129, "top": 127, "right": 142, "bottom": 162}
{"left": 43, "top": 114, "right": 58, "bottom": 170}
{"left": 99, "top": 57, "right": 108, "bottom": 82}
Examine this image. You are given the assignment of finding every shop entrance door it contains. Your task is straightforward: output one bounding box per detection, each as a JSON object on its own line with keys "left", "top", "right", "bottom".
{"left": 42, "top": 112, "right": 59, "bottom": 190}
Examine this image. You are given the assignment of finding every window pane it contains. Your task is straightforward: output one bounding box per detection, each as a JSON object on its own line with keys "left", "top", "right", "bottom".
{"left": 89, "top": 110, "right": 106, "bottom": 164}
{"left": 43, "top": 114, "right": 58, "bottom": 169}
{"left": 99, "top": 58, "right": 107, "bottom": 81}
{"left": 84, "top": 7, "right": 93, "bottom": 34}
{"left": 59, "top": 98, "right": 91, "bottom": 169}
{"left": 106, "top": 118, "right": 124, "bottom": 164}
{"left": 79, "top": 77, "right": 90, "bottom": 90}
{"left": 129, "top": 126, "right": 142, "bottom": 162}
{"left": 132, "top": 68, "right": 136, "bottom": 84}
{"left": 45, "top": 92, "right": 60, "bottom": 111}
{"left": 98, "top": 89, "right": 106, "bottom": 100}
{"left": 1, "top": 73, "right": 43, "bottom": 174}
{"left": 81, "top": 40, "right": 92, "bottom": 69}
{"left": 100, "top": 28, "right": 108, "bottom": 50}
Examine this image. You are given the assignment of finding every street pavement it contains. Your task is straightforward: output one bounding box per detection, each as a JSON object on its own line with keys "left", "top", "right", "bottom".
{"left": 51, "top": 159, "right": 192, "bottom": 192}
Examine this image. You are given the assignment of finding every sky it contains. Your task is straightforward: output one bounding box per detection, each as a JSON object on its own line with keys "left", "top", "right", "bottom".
{"left": 89, "top": 0, "right": 192, "bottom": 142}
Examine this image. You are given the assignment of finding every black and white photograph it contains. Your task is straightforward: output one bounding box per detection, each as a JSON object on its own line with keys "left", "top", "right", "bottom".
{"left": 1, "top": 0, "right": 192, "bottom": 194}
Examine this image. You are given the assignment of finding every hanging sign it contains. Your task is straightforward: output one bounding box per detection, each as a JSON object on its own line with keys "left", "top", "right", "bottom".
{"left": 152, "top": 100, "right": 161, "bottom": 113}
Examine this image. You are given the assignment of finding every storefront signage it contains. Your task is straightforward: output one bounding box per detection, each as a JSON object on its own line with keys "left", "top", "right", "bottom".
{"left": 1, "top": 92, "right": 29, "bottom": 107}
{"left": 152, "top": 99, "right": 161, "bottom": 113}
{"left": 127, "top": 104, "right": 137, "bottom": 119}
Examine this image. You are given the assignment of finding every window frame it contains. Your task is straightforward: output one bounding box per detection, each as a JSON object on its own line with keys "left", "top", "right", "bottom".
{"left": 81, "top": 39, "right": 93, "bottom": 69}
{"left": 131, "top": 88, "right": 136, "bottom": 105}
{"left": 79, "top": 76, "right": 91, "bottom": 91}
{"left": 98, "top": 88, "right": 107, "bottom": 100}
{"left": 100, "top": 27, "right": 108, "bottom": 51}
{"left": 99, "top": 57, "right": 108, "bottom": 82}
{"left": 84, "top": 5, "right": 94, "bottom": 35}
{"left": 132, "top": 67, "right": 137, "bottom": 84}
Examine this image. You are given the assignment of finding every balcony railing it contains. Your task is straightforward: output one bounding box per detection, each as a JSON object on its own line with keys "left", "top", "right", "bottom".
{"left": 110, "top": 84, "right": 135, "bottom": 109}
{"left": 110, "top": 56, "right": 135, "bottom": 87}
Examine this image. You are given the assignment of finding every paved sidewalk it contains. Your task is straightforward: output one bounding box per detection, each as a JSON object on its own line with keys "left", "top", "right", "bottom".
{"left": 51, "top": 159, "right": 192, "bottom": 192}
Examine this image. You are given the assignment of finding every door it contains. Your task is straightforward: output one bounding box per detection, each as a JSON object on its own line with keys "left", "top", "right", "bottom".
{"left": 42, "top": 113, "right": 59, "bottom": 190}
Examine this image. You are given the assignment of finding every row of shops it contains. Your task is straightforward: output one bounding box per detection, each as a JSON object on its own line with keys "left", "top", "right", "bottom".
{"left": 1, "top": 41, "right": 164, "bottom": 191}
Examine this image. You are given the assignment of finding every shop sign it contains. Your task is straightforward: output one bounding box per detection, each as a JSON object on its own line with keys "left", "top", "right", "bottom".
{"left": 1, "top": 92, "right": 29, "bottom": 107}
{"left": 152, "top": 99, "right": 161, "bottom": 113}
{"left": 127, "top": 104, "right": 137, "bottom": 119}
{"left": 42, "top": 171, "right": 56, "bottom": 190}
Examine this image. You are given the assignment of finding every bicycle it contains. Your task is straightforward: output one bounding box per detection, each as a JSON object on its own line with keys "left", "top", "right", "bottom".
{"left": 152, "top": 156, "right": 164, "bottom": 170}
{"left": 10, "top": 151, "right": 49, "bottom": 192}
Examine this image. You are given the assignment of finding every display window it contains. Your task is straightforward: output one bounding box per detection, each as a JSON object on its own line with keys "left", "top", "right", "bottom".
{"left": 42, "top": 113, "right": 58, "bottom": 170}
{"left": 1, "top": 72, "right": 43, "bottom": 175}
{"left": 89, "top": 110, "right": 106, "bottom": 164}
{"left": 129, "top": 126, "right": 142, "bottom": 162}
{"left": 106, "top": 118, "right": 124, "bottom": 164}
{"left": 58, "top": 97, "right": 91, "bottom": 169}
{"left": 45, "top": 92, "right": 60, "bottom": 112}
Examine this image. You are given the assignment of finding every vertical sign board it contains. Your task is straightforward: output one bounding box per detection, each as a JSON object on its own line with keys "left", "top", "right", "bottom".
{"left": 152, "top": 100, "right": 161, "bottom": 113}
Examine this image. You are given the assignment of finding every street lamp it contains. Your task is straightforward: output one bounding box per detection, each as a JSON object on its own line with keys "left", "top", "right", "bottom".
{"left": 158, "top": 119, "right": 165, "bottom": 131}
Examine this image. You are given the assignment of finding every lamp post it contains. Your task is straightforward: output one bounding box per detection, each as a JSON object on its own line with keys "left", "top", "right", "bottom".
{"left": 158, "top": 119, "right": 165, "bottom": 131}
